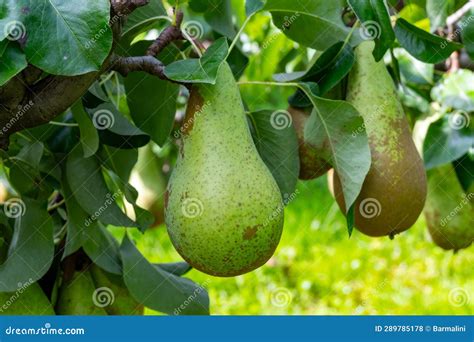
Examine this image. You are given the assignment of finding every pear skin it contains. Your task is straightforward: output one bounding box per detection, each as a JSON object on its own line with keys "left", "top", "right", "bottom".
{"left": 424, "top": 164, "right": 473, "bottom": 251}
{"left": 56, "top": 270, "right": 107, "bottom": 315}
{"left": 333, "top": 41, "right": 427, "bottom": 237}
{"left": 289, "top": 106, "right": 331, "bottom": 180}
{"left": 165, "top": 62, "right": 284, "bottom": 277}
{"left": 0, "top": 283, "right": 55, "bottom": 315}
{"left": 90, "top": 264, "right": 144, "bottom": 315}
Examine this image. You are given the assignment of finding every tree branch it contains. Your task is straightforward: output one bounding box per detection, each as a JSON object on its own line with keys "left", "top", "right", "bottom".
{"left": 147, "top": 10, "right": 184, "bottom": 56}
{"left": 110, "top": 55, "right": 166, "bottom": 78}
{"left": 110, "top": 0, "right": 149, "bottom": 16}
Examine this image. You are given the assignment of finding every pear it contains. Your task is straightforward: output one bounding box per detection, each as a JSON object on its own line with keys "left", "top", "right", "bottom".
{"left": 424, "top": 163, "right": 473, "bottom": 251}
{"left": 0, "top": 282, "right": 55, "bottom": 315}
{"left": 90, "top": 264, "right": 143, "bottom": 315}
{"left": 56, "top": 270, "right": 107, "bottom": 315}
{"left": 332, "top": 41, "right": 427, "bottom": 237}
{"left": 165, "top": 62, "right": 284, "bottom": 277}
{"left": 289, "top": 106, "right": 331, "bottom": 180}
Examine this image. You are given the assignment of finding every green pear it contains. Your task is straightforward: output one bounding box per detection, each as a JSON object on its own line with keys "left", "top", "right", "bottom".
{"left": 289, "top": 106, "right": 331, "bottom": 180}
{"left": 56, "top": 270, "right": 107, "bottom": 315}
{"left": 0, "top": 282, "right": 55, "bottom": 315}
{"left": 424, "top": 163, "right": 473, "bottom": 251}
{"left": 90, "top": 264, "right": 143, "bottom": 315}
{"left": 165, "top": 62, "right": 284, "bottom": 277}
{"left": 333, "top": 41, "right": 427, "bottom": 237}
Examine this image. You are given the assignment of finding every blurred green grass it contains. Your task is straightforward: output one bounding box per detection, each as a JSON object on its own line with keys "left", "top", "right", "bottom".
{"left": 126, "top": 175, "right": 473, "bottom": 315}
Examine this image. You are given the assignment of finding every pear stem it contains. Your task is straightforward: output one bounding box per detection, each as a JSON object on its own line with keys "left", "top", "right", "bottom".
{"left": 227, "top": 14, "right": 255, "bottom": 58}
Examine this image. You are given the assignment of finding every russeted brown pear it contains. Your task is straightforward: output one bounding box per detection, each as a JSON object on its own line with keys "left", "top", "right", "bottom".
{"left": 289, "top": 106, "right": 331, "bottom": 180}
{"left": 332, "top": 41, "right": 427, "bottom": 237}
{"left": 424, "top": 163, "right": 473, "bottom": 251}
{"left": 165, "top": 62, "right": 284, "bottom": 277}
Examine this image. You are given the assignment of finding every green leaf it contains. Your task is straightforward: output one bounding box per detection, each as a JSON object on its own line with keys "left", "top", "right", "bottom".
{"left": 453, "top": 153, "right": 474, "bottom": 192}
{"left": 248, "top": 109, "right": 299, "bottom": 197}
{"left": 274, "top": 41, "right": 355, "bottom": 96}
{"left": 0, "top": 41, "right": 27, "bottom": 86}
{"left": 393, "top": 48, "right": 434, "bottom": 85}
{"left": 301, "top": 85, "right": 371, "bottom": 211}
{"left": 264, "top": 0, "right": 356, "bottom": 51}
{"left": 66, "top": 145, "right": 136, "bottom": 228}
{"left": 8, "top": 141, "right": 44, "bottom": 195}
{"left": 154, "top": 262, "right": 192, "bottom": 276}
{"left": 99, "top": 146, "right": 138, "bottom": 183}
{"left": 83, "top": 223, "right": 122, "bottom": 275}
{"left": 431, "top": 69, "right": 474, "bottom": 111}
{"left": 103, "top": 167, "right": 154, "bottom": 233}
{"left": 71, "top": 101, "right": 99, "bottom": 158}
{"left": 22, "top": 0, "right": 113, "bottom": 75}
{"left": 120, "top": 235, "right": 210, "bottom": 315}
{"left": 0, "top": 0, "right": 22, "bottom": 41}
{"left": 164, "top": 37, "right": 229, "bottom": 84}
{"left": 0, "top": 198, "right": 54, "bottom": 292}
{"left": 190, "top": 0, "right": 236, "bottom": 38}
{"left": 123, "top": 0, "right": 166, "bottom": 32}
{"left": 348, "top": 0, "right": 395, "bottom": 61}
{"left": 461, "top": 16, "right": 474, "bottom": 61}
{"left": 423, "top": 114, "right": 473, "bottom": 169}
{"left": 426, "top": 0, "right": 455, "bottom": 32}
{"left": 394, "top": 18, "right": 462, "bottom": 64}
{"left": 62, "top": 179, "right": 86, "bottom": 259}
{"left": 227, "top": 44, "right": 249, "bottom": 79}
{"left": 246, "top": 0, "right": 266, "bottom": 16}
{"left": 124, "top": 42, "right": 180, "bottom": 146}
{"left": 85, "top": 103, "right": 150, "bottom": 149}
{"left": 63, "top": 176, "right": 122, "bottom": 274}
{"left": 346, "top": 204, "right": 355, "bottom": 237}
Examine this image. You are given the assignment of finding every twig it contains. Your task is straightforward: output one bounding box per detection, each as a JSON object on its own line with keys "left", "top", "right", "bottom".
{"left": 447, "top": 0, "right": 474, "bottom": 26}
{"left": 110, "top": 0, "right": 149, "bottom": 16}
{"left": 147, "top": 10, "right": 184, "bottom": 56}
